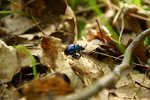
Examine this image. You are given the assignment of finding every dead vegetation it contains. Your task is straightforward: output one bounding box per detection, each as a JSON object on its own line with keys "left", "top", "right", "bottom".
{"left": 0, "top": 0, "right": 150, "bottom": 100}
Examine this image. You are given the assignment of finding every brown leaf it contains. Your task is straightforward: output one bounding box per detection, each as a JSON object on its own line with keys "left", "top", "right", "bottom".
{"left": 97, "top": 31, "right": 115, "bottom": 45}
{"left": 121, "top": 32, "right": 137, "bottom": 46}
{"left": 2, "top": 34, "right": 27, "bottom": 45}
{"left": 51, "top": 32, "right": 72, "bottom": 44}
{"left": 0, "top": 84, "right": 20, "bottom": 100}
{"left": 22, "top": 0, "right": 76, "bottom": 44}
{"left": 114, "top": 83, "right": 138, "bottom": 98}
{"left": 88, "top": 29, "right": 116, "bottom": 46}
{"left": 1, "top": 14, "right": 34, "bottom": 35}
{"left": 51, "top": 6, "right": 77, "bottom": 44}
{"left": 41, "top": 37, "right": 60, "bottom": 54}
{"left": 132, "top": 41, "right": 148, "bottom": 63}
{"left": 23, "top": 73, "right": 74, "bottom": 100}
{"left": 45, "top": 0, "right": 67, "bottom": 15}
{"left": 22, "top": 0, "right": 67, "bottom": 17}
{"left": 22, "top": 0, "right": 45, "bottom": 17}
{"left": 0, "top": 40, "right": 20, "bottom": 84}
{"left": 40, "top": 37, "right": 63, "bottom": 69}
{"left": 40, "top": 37, "right": 84, "bottom": 88}
{"left": 15, "top": 46, "right": 32, "bottom": 67}
{"left": 65, "top": 18, "right": 77, "bottom": 43}
{"left": 114, "top": 5, "right": 149, "bottom": 32}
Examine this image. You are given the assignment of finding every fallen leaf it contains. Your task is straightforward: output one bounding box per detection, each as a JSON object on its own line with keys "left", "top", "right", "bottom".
{"left": 121, "top": 32, "right": 137, "bottom": 46}
{"left": 22, "top": 0, "right": 45, "bottom": 17}
{"left": 11, "top": 0, "right": 77, "bottom": 44}
{"left": 15, "top": 46, "right": 33, "bottom": 67}
{"left": 0, "top": 84, "right": 20, "bottom": 100}
{"left": 1, "top": 34, "right": 27, "bottom": 45}
{"left": 40, "top": 36, "right": 63, "bottom": 69}
{"left": 114, "top": 5, "right": 142, "bottom": 32}
{"left": 113, "top": 83, "right": 138, "bottom": 98}
{"left": 132, "top": 41, "right": 149, "bottom": 63}
{"left": 50, "top": 5, "right": 77, "bottom": 44}
{"left": 129, "top": 72, "right": 150, "bottom": 88}
{"left": 0, "top": 40, "right": 20, "bottom": 84}
{"left": 1, "top": 14, "right": 34, "bottom": 35}
{"left": 136, "top": 88, "right": 150, "bottom": 99}
{"left": 23, "top": 73, "right": 74, "bottom": 100}
{"left": 40, "top": 36, "right": 84, "bottom": 88}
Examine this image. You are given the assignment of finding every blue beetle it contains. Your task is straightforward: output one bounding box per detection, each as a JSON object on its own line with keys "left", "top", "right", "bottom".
{"left": 64, "top": 44, "right": 86, "bottom": 59}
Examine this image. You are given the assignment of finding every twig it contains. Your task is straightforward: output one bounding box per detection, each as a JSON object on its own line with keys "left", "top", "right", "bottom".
{"left": 28, "top": 8, "right": 48, "bottom": 37}
{"left": 58, "top": 28, "right": 150, "bottom": 100}
{"left": 88, "top": 50, "right": 150, "bottom": 68}
{"left": 135, "top": 81, "right": 150, "bottom": 90}
{"left": 129, "top": 13, "right": 150, "bottom": 22}
{"left": 119, "top": 12, "right": 124, "bottom": 43}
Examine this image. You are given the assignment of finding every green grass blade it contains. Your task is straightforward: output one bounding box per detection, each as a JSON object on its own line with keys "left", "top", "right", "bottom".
{"left": 14, "top": 45, "right": 37, "bottom": 79}
{"left": 88, "top": 0, "right": 125, "bottom": 53}
{"left": 132, "top": 0, "right": 142, "bottom": 7}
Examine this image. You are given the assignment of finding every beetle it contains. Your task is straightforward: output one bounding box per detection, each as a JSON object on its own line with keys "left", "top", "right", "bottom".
{"left": 64, "top": 44, "right": 86, "bottom": 59}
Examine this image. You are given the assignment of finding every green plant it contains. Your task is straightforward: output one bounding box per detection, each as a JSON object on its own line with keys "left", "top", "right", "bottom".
{"left": 14, "top": 45, "right": 37, "bottom": 79}
{"left": 131, "top": 0, "right": 142, "bottom": 7}
{"left": 144, "top": 36, "right": 150, "bottom": 46}
{"left": 77, "top": 18, "right": 87, "bottom": 39}
{"left": 70, "top": 0, "right": 88, "bottom": 9}
{"left": 88, "top": 0, "right": 125, "bottom": 53}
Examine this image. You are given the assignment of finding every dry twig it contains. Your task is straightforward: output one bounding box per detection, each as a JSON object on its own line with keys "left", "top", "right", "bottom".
{"left": 58, "top": 28, "right": 150, "bottom": 100}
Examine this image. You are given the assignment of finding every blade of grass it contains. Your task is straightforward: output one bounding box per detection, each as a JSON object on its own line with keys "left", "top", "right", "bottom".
{"left": 77, "top": 18, "right": 87, "bottom": 39}
{"left": 113, "top": 5, "right": 124, "bottom": 43}
{"left": 14, "top": 45, "right": 37, "bottom": 79}
{"left": 31, "top": 54, "right": 37, "bottom": 79}
{"left": 0, "top": 10, "right": 30, "bottom": 16}
{"left": 70, "top": 0, "right": 77, "bottom": 9}
{"left": 88, "top": 0, "right": 125, "bottom": 53}
{"left": 131, "top": 0, "right": 142, "bottom": 7}
{"left": 0, "top": 11, "right": 14, "bottom": 14}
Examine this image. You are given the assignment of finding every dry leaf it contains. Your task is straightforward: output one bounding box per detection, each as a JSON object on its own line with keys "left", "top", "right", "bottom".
{"left": 1, "top": 14, "right": 34, "bottom": 35}
{"left": 23, "top": 73, "right": 74, "bottom": 100}
{"left": 113, "top": 83, "right": 138, "bottom": 98}
{"left": 121, "top": 32, "right": 137, "bottom": 46}
{"left": 114, "top": 5, "right": 142, "bottom": 32}
{"left": 112, "top": 83, "right": 150, "bottom": 100}
{"left": 129, "top": 72, "right": 150, "bottom": 88}
{"left": 40, "top": 36, "right": 63, "bottom": 69}
{"left": 0, "top": 40, "right": 20, "bottom": 84}
{"left": 22, "top": 0, "right": 45, "bottom": 17}
{"left": 40, "top": 36, "right": 84, "bottom": 88}
{"left": 16, "top": 46, "right": 33, "bottom": 67}
{"left": 0, "top": 84, "right": 20, "bottom": 100}
{"left": 2, "top": 0, "right": 77, "bottom": 44}
{"left": 113, "top": 70, "right": 150, "bottom": 100}
{"left": 132, "top": 41, "right": 149, "bottom": 63}
{"left": 50, "top": 5, "right": 77, "bottom": 44}
{"left": 22, "top": 0, "right": 67, "bottom": 17}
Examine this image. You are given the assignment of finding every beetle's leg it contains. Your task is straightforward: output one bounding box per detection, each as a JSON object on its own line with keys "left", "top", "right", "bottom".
{"left": 72, "top": 51, "right": 77, "bottom": 59}
{"left": 77, "top": 54, "right": 81, "bottom": 59}
{"left": 74, "top": 55, "right": 81, "bottom": 59}
{"left": 72, "top": 52, "right": 81, "bottom": 59}
{"left": 77, "top": 49, "right": 84, "bottom": 58}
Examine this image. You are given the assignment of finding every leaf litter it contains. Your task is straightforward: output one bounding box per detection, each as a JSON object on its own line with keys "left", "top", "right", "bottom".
{"left": 0, "top": 0, "right": 150, "bottom": 100}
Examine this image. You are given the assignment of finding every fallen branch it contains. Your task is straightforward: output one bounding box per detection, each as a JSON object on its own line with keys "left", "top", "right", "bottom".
{"left": 58, "top": 28, "right": 150, "bottom": 100}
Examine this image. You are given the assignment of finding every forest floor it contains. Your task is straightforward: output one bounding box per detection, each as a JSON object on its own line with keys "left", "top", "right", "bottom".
{"left": 0, "top": 0, "right": 150, "bottom": 100}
